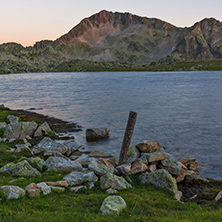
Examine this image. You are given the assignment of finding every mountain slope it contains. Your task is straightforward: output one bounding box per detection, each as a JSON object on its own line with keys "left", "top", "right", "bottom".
{"left": 0, "top": 10, "right": 222, "bottom": 73}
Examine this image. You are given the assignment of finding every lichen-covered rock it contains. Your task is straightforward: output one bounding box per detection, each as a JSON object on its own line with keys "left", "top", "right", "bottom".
{"left": 36, "top": 182, "right": 51, "bottom": 195}
{"left": 3, "top": 122, "right": 37, "bottom": 139}
{"left": 136, "top": 140, "right": 161, "bottom": 153}
{"left": 0, "top": 160, "right": 41, "bottom": 177}
{"left": 100, "top": 196, "right": 127, "bottom": 215}
{"left": 160, "top": 153, "right": 180, "bottom": 176}
{"left": 0, "top": 185, "right": 25, "bottom": 199}
{"left": 70, "top": 185, "right": 87, "bottom": 193}
{"left": 7, "top": 115, "right": 19, "bottom": 123}
{"left": 38, "top": 137, "right": 68, "bottom": 154}
{"left": 50, "top": 186, "right": 66, "bottom": 193}
{"left": 140, "top": 169, "right": 177, "bottom": 194}
{"left": 144, "top": 151, "right": 166, "bottom": 163}
{"left": 45, "top": 156, "right": 82, "bottom": 171}
{"left": 100, "top": 172, "right": 132, "bottom": 190}
{"left": 126, "top": 145, "right": 140, "bottom": 164}
{"left": 62, "top": 171, "right": 98, "bottom": 186}
{"left": 86, "top": 128, "right": 109, "bottom": 141}
{"left": 116, "top": 163, "right": 131, "bottom": 174}
{"left": 34, "top": 122, "right": 52, "bottom": 137}
{"left": 27, "top": 157, "right": 47, "bottom": 171}
{"left": 88, "top": 157, "right": 114, "bottom": 176}
{"left": 0, "top": 122, "right": 7, "bottom": 129}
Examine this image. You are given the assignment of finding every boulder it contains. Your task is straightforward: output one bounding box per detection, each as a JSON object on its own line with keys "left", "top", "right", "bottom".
{"left": 0, "top": 160, "right": 41, "bottom": 177}
{"left": 184, "top": 174, "right": 209, "bottom": 183}
{"left": 62, "top": 171, "right": 98, "bottom": 186}
{"left": 89, "top": 150, "right": 112, "bottom": 158}
{"left": 214, "top": 191, "right": 222, "bottom": 202}
{"left": 45, "top": 156, "right": 82, "bottom": 171}
{"left": 100, "top": 172, "right": 132, "bottom": 190}
{"left": 7, "top": 115, "right": 19, "bottom": 123}
{"left": 27, "top": 188, "right": 41, "bottom": 197}
{"left": 37, "top": 137, "right": 68, "bottom": 154}
{"left": 160, "top": 153, "right": 180, "bottom": 176}
{"left": 176, "top": 162, "right": 188, "bottom": 183}
{"left": 126, "top": 145, "right": 140, "bottom": 164}
{"left": 88, "top": 157, "right": 114, "bottom": 176}
{"left": 116, "top": 163, "right": 131, "bottom": 175}
{"left": 34, "top": 122, "right": 52, "bottom": 137}
{"left": 63, "top": 140, "right": 82, "bottom": 156}
{"left": 100, "top": 196, "right": 127, "bottom": 215}
{"left": 0, "top": 122, "right": 7, "bottom": 129}
{"left": 144, "top": 151, "right": 166, "bottom": 163}
{"left": 136, "top": 140, "right": 161, "bottom": 153}
{"left": 127, "top": 160, "right": 148, "bottom": 175}
{"left": 3, "top": 122, "right": 37, "bottom": 139}
{"left": 0, "top": 185, "right": 25, "bottom": 199}
{"left": 50, "top": 186, "right": 66, "bottom": 193}
{"left": 25, "top": 183, "right": 37, "bottom": 190}
{"left": 15, "top": 143, "right": 32, "bottom": 152}
{"left": 36, "top": 182, "right": 51, "bottom": 195}
{"left": 140, "top": 169, "right": 177, "bottom": 194}
{"left": 46, "top": 181, "right": 68, "bottom": 187}
{"left": 86, "top": 128, "right": 109, "bottom": 141}
{"left": 177, "top": 157, "right": 198, "bottom": 171}
{"left": 70, "top": 185, "right": 87, "bottom": 193}
{"left": 27, "top": 157, "right": 47, "bottom": 171}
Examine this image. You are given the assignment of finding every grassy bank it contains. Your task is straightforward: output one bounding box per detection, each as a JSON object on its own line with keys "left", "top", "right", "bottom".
{"left": 0, "top": 107, "right": 222, "bottom": 221}
{"left": 1, "top": 59, "right": 222, "bottom": 74}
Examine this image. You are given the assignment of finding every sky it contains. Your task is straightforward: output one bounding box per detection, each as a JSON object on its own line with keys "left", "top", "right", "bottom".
{"left": 1, "top": 0, "right": 222, "bottom": 47}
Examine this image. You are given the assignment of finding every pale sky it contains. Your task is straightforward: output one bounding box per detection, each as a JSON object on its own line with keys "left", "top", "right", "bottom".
{"left": 1, "top": 0, "right": 221, "bottom": 46}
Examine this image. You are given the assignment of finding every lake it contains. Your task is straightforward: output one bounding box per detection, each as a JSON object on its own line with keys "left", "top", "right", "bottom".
{"left": 0, "top": 71, "right": 222, "bottom": 179}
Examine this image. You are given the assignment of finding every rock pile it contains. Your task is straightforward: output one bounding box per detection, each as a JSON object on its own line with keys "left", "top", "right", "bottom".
{"left": 0, "top": 114, "right": 219, "bottom": 214}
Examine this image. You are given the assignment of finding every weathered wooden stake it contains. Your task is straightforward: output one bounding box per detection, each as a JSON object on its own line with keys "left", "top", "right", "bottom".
{"left": 118, "top": 111, "right": 137, "bottom": 165}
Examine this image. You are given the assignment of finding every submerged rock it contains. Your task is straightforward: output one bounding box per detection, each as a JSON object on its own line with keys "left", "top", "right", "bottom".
{"left": 100, "top": 195, "right": 127, "bottom": 215}
{"left": 86, "top": 128, "right": 109, "bottom": 141}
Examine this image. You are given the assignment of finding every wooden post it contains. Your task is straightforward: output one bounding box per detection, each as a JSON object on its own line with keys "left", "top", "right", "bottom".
{"left": 118, "top": 111, "right": 137, "bottom": 165}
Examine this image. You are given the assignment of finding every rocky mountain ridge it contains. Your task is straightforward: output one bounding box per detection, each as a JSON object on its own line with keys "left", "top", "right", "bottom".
{"left": 0, "top": 10, "right": 222, "bottom": 73}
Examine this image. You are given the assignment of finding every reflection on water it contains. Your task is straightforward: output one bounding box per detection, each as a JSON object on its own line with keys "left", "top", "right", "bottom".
{"left": 0, "top": 71, "right": 222, "bottom": 179}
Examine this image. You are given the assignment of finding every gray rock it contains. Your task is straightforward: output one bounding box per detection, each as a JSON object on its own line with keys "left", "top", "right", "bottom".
{"left": 100, "top": 196, "right": 127, "bottom": 215}
{"left": 136, "top": 140, "right": 161, "bottom": 153}
{"left": 144, "top": 151, "right": 166, "bottom": 163}
{"left": 0, "top": 122, "right": 7, "bottom": 129}
{"left": 36, "top": 182, "right": 51, "bottom": 195}
{"left": 88, "top": 157, "right": 114, "bottom": 176}
{"left": 3, "top": 122, "right": 37, "bottom": 139}
{"left": 34, "top": 122, "right": 52, "bottom": 137}
{"left": 50, "top": 186, "right": 66, "bottom": 193}
{"left": 45, "top": 156, "right": 82, "bottom": 171}
{"left": 88, "top": 150, "right": 112, "bottom": 158}
{"left": 214, "top": 191, "right": 222, "bottom": 202}
{"left": 184, "top": 174, "right": 209, "bottom": 183}
{"left": 100, "top": 172, "right": 132, "bottom": 190}
{"left": 140, "top": 169, "right": 177, "bottom": 194}
{"left": 38, "top": 137, "right": 68, "bottom": 154}
{"left": 86, "top": 128, "right": 109, "bottom": 141}
{"left": 62, "top": 171, "right": 98, "bottom": 186}
{"left": 160, "top": 153, "right": 180, "bottom": 176}
{"left": 116, "top": 163, "right": 131, "bottom": 174}
{"left": 7, "top": 115, "right": 19, "bottom": 123}
{"left": 0, "top": 185, "right": 25, "bottom": 199}
{"left": 174, "top": 190, "right": 183, "bottom": 201}
{"left": 27, "top": 157, "right": 47, "bottom": 171}
{"left": 126, "top": 145, "right": 140, "bottom": 164}
{"left": 63, "top": 140, "right": 82, "bottom": 156}
{"left": 0, "top": 160, "right": 41, "bottom": 177}
{"left": 15, "top": 143, "right": 32, "bottom": 152}
{"left": 70, "top": 185, "right": 87, "bottom": 192}
{"left": 106, "top": 188, "right": 118, "bottom": 194}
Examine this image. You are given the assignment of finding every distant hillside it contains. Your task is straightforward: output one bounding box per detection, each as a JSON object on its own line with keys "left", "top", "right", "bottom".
{"left": 0, "top": 10, "right": 222, "bottom": 73}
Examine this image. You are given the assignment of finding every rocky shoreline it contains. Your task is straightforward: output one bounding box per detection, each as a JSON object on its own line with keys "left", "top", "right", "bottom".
{"left": 1, "top": 107, "right": 222, "bottom": 215}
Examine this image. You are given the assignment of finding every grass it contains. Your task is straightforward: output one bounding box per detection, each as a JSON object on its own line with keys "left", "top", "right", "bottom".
{"left": 1, "top": 107, "right": 222, "bottom": 221}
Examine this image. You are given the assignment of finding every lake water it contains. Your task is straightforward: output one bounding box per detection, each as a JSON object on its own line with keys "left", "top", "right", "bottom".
{"left": 0, "top": 71, "right": 222, "bottom": 179}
